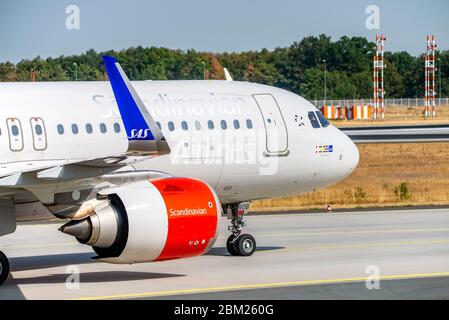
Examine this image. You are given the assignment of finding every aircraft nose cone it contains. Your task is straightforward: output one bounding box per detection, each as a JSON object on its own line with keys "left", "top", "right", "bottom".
{"left": 345, "top": 139, "right": 360, "bottom": 174}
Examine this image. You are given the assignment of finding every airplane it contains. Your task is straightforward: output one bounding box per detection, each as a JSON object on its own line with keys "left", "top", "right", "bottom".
{"left": 0, "top": 56, "right": 359, "bottom": 285}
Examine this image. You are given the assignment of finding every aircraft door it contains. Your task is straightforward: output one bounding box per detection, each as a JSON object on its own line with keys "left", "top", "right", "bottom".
{"left": 6, "top": 118, "right": 24, "bottom": 151}
{"left": 30, "top": 117, "right": 47, "bottom": 151}
{"left": 253, "top": 94, "right": 288, "bottom": 155}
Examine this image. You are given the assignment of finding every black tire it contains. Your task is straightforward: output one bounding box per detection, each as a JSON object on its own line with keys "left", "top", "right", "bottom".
{"left": 0, "top": 251, "right": 10, "bottom": 286}
{"left": 226, "top": 235, "right": 239, "bottom": 256}
{"left": 236, "top": 234, "right": 256, "bottom": 257}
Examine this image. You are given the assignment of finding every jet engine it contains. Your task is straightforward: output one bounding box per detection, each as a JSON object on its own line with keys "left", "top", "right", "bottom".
{"left": 60, "top": 177, "right": 221, "bottom": 264}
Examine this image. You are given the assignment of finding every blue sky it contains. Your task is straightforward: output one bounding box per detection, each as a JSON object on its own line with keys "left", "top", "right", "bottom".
{"left": 0, "top": 0, "right": 448, "bottom": 63}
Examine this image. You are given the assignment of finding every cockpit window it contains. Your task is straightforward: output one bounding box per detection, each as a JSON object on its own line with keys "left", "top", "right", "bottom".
{"left": 315, "top": 111, "right": 330, "bottom": 128}
{"left": 308, "top": 112, "right": 321, "bottom": 129}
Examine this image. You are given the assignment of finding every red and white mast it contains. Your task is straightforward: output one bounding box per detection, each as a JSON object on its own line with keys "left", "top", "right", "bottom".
{"left": 432, "top": 35, "right": 437, "bottom": 117}
{"left": 425, "top": 35, "right": 438, "bottom": 117}
{"left": 373, "top": 34, "right": 387, "bottom": 120}
{"left": 373, "top": 34, "right": 379, "bottom": 120}
{"left": 380, "top": 35, "right": 386, "bottom": 120}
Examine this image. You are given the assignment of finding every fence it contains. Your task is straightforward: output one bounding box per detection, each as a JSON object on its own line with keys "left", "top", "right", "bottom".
{"left": 312, "top": 98, "right": 449, "bottom": 108}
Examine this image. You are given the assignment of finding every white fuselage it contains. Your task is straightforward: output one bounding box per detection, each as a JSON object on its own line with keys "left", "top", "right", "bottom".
{"left": 0, "top": 80, "right": 359, "bottom": 206}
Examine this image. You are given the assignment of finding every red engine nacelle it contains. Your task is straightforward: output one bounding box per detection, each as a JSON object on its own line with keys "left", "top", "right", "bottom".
{"left": 60, "top": 177, "right": 222, "bottom": 264}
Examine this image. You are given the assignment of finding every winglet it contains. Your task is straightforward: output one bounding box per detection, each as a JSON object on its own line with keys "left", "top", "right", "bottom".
{"left": 224, "top": 68, "right": 233, "bottom": 81}
{"left": 103, "top": 56, "right": 170, "bottom": 156}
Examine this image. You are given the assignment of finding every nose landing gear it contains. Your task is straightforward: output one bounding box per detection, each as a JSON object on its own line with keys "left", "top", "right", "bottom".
{"left": 0, "top": 250, "right": 10, "bottom": 286}
{"left": 225, "top": 202, "right": 256, "bottom": 257}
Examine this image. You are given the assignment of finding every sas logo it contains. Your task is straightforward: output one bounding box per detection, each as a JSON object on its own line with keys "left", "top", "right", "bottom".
{"left": 315, "top": 145, "right": 333, "bottom": 154}
{"left": 129, "top": 128, "right": 153, "bottom": 140}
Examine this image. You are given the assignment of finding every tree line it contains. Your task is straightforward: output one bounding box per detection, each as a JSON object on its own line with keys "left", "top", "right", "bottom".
{"left": 1, "top": 34, "right": 448, "bottom": 100}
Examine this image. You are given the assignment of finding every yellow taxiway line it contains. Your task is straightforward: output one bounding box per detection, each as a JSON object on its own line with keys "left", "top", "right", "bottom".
{"left": 72, "top": 271, "right": 449, "bottom": 300}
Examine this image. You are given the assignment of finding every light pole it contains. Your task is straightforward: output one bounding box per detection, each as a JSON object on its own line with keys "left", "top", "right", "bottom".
{"left": 439, "top": 58, "right": 442, "bottom": 101}
{"left": 73, "top": 63, "right": 78, "bottom": 81}
{"left": 31, "top": 67, "right": 36, "bottom": 82}
{"left": 322, "top": 60, "right": 327, "bottom": 105}
{"left": 201, "top": 61, "right": 206, "bottom": 80}
{"left": 366, "top": 50, "right": 372, "bottom": 106}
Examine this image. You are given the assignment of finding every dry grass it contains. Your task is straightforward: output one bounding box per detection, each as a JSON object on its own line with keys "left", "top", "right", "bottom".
{"left": 252, "top": 143, "right": 449, "bottom": 211}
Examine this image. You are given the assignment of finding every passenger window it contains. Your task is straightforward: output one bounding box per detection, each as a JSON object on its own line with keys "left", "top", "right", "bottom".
{"left": 181, "top": 121, "right": 188, "bottom": 131}
{"left": 35, "top": 124, "right": 43, "bottom": 135}
{"left": 57, "top": 124, "right": 64, "bottom": 135}
{"left": 113, "top": 122, "right": 121, "bottom": 133}
{"left": 233, "top": 120, "right": 240, "bottom": 129}
{"left": 168, "top": 121, "right": 175, "bottom": 131}
{"left": 246, "top": 119, "right": 253, "bottom": 129}
{"left": 195, "top": 120, "right": 201, "bottom": 130}
{"left": 315, "top": 111, "right": 330, "bottom": 128}
{"left": 71, "top": 124, "right": 79, "bottom": 134}
{"left": 156, "top": 122, "right": 161, "bottom": 130}
{"left": 11, "top": 125, "right": 19, "bottom": 136}
{"left": 308, "top": 112, "right": 321, "bottom": 129}
{"left": 85, "top": 123, "right": 93, "bottom": 134}
{"left": 208, "top": 120, "right": 214, "bottom": 130}
{"left": 221, "top": 120, "right": 227, "bottom": 130}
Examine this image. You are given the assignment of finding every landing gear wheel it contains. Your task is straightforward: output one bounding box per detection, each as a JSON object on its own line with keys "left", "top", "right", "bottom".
{"left": 0, "top": 251, "right": 10, "bottom": 286}
{"left": 225, "top": 202, "right": 255, "bottom": 257}
{"left": 226, "top": 235, "right": 239, "bottom": 256}
{"left": 235, "top": 234, "right": 256, "bottom": 257}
